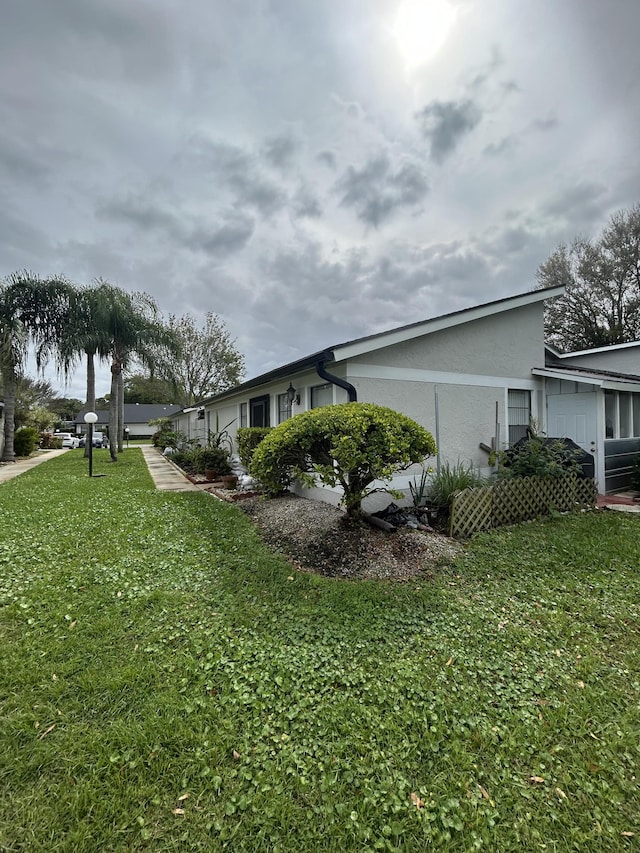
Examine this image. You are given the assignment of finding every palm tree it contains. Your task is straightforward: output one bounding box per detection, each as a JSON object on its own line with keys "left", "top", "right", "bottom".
{"left": 90, "top": 284, "right": 173, "bottom": 461}
{"left": 58, "top": 282, "right": 116, "bottom": 457}
{"left": 1, "top": 272, "right": 74, "bottom": 462}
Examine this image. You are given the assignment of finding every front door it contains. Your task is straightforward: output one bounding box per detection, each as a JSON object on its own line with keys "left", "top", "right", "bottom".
{"left": 547, "top": 392, "right": 600, "bottom": 485}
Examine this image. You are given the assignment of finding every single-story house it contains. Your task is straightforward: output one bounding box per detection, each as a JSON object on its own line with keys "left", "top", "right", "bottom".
{"left": 173, "top": 284, "right": 640, "bottom": 502}
{"left": 75, "top": 403, "right": 182, "bottom": 440}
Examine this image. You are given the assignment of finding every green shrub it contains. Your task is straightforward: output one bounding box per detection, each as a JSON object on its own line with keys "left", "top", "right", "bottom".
{"left": 197, "top": 447, "right": 231, "bottom": 476}
{"left": 251, "top": 403, "right": 436, "bottom": 519}
{"left": 494, "top": 434, "right": 582, "bottom": 479}
{"left": 14, "top": 427, "right": 39, "bottom": 457}
{"left": 237, "top": 427, "right": 272, "bottom": 469}
{"left": 429, "top": 460, "right": 486, "bottom": 508}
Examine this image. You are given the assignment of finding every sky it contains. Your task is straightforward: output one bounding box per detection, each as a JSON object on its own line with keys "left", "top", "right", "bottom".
{"left": 3, "top": 0, "right": 639, "bottom": 401}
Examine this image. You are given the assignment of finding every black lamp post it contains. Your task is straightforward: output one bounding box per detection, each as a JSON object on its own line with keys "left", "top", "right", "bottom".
{"left": 124, "top": 426, "right": 129, "bottom": 448}
{"left": 84, "top": 411, "right": 98, "bottom": 477}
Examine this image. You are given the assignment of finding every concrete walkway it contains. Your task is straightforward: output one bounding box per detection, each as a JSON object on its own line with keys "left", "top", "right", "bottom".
{"left": 0, "top": 445, "right": 200, "bottom": 492}
{"left": 138, "top": 445, "right": 201, "bottom": 492}
{"left": 0, "top": 448, "right": 69, "bottom": 483}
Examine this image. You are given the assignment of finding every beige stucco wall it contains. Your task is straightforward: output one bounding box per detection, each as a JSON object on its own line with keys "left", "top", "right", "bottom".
{"left": 349, "top": 303, "right": 545, "bottom": 380}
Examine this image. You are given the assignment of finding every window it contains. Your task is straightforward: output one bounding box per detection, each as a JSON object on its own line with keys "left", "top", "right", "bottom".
{"left": 277, "top": 393, "right": 292, "bottom": 424}
{"left": 619, "top": 392, "right": 631, "bottom": 438}
{"left": 605, "top": 391, "right": 616, "bottom": 438}
{"left": 250, "top": 395, "right": 270, "bottom": 427}
{"left": 508, "top": 389, "right": 531, "bottom": 445}
{"left": 240, "top": 402, "right": 248, "bottom": 428}
{"left": 605, "top": 390, "right": 640, "bottom": 439}
{"left": 311, "top": 383, "right": 333, "bottom": 409}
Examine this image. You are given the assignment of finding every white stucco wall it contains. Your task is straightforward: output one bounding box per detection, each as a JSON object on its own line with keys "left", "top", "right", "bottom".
{"left": 349, "top": 303, "right": 545, "bottom": 380}
{"left": 560, "top": 345, "right": 640, "bottom": 375}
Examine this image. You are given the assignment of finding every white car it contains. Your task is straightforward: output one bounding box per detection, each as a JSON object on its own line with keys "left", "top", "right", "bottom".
{"left": 55, "top": 432, "right": 80, "bottom": 449}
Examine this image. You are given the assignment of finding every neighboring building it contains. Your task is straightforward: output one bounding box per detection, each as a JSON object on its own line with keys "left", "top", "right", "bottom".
{"left": 75, "top": 403, "right": 182, "bottom": 440}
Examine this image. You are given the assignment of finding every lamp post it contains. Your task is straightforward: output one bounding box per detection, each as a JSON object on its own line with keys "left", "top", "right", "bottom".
{"left": 124, "top": 426, "right": 129, "bottom": 448}
{"left": 84, "top": 411, "right": 98, "bottom": 477}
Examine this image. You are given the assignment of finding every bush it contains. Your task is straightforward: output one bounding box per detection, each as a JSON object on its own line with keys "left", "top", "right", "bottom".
{"left": 429, "top": 461, "right": 486, "bottom": 508}
{"left": 236, "top": 427, "right": 272, "bottom": 469}
{"left": 14, "top": 427, "right": 39, "bottom": 457}
{"left": 197, "top": 447, "right": 231, "bottom": 476}
{"left": 494, "top": 434, "right": 582, "bottom": 479}
{"left": 251, "top": 403, "right": 436, "bottom": 519}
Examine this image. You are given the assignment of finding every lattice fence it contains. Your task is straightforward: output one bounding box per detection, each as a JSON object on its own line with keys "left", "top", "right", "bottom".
{"left": 449, "top": 475, "right": 597, "bottom": 539}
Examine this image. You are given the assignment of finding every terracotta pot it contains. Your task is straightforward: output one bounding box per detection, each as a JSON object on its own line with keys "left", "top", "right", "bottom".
{"left": 205, "top": 468, "right": 219, "bottom": 481}
{"left": 220, "top": 474, "right": 238, "bottom": 490}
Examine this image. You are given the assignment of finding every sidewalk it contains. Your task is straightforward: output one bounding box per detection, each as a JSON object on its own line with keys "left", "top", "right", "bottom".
{"left": 0, "top": 449, "right": 69, "bottom": 484}
{"left": 138, "top": 445, "right": 201, "bottom": 492}
{"left": 0, "top": 446, "right": 200, "bottom": 493}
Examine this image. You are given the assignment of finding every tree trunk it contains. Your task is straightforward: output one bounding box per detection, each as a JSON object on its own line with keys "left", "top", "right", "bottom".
{"left": 109, "top": 361, "right": 121, "bottom": 461}
{"left": 1, "top": 368, "right": 17, "bottom": 463}
{"left": 84, "top": 349, "right": 96, "bottom": 459}
{"left": 117, "top": 369, "right": 125, "bottom": 453}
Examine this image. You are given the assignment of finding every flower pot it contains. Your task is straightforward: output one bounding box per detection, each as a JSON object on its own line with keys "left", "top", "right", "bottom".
{"left": 220, "top": 474, "right": 238, "bottom": 490}
{"left": 205, "top": 468, "right": 219, "bottom": 481}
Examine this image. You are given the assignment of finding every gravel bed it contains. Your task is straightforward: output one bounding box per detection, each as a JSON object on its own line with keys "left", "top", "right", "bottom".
{"left": 238, "top": 493, "right": 463, "bottom": 581}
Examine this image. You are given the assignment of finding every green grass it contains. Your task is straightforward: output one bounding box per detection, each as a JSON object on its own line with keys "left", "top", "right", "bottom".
{"left": 1, "top": 451, "right": 639, "bottom": 851}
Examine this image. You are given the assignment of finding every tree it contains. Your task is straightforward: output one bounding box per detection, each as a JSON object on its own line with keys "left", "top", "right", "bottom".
{"left": 124, "top": 373, "right": 175, "bottom": 404}
{"left": 250, "top": 403, "right": 437, "bottom": 520}
{"left": 154, "top": 313, "right": 245, "bottom": 407}
{"left": 90, "top": 284, "right": 173, "bottom": 461}
{"left": 537, "top": 204, "right": 640, "bottom": 351}
{"left": 1, "top": 272, "right": 74, "bottom": 462}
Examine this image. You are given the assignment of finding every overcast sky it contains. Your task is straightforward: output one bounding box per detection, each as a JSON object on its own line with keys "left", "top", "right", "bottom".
{"left": 3, "top": 0, "right": 639, "bottom": 400}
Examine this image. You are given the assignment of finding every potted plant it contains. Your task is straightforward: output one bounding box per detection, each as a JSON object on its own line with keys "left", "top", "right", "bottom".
{"left": 199, "top": 447, "right": 231, "bottom": 481}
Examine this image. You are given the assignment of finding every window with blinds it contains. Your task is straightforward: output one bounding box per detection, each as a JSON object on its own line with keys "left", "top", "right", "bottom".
{"left": 508, "top": 389, "right": 531, "bottom": 445}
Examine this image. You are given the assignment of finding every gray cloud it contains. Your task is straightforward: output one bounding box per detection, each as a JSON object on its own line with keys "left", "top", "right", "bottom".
{"left": 335, "top": 154, "right": 429, "bottom": 227}
{"left": 262, "top": 134, "right": 300, "bottom": 170}
{"left": 316, "top": 150, "right": 337, "bottom": 169}
{"left": 417, "top": 99, "right": 482, "bottom": 162}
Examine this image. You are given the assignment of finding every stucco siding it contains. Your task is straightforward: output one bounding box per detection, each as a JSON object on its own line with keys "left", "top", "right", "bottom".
{"left": 348, "top": 303, "right": 544, "bottom": 380}
{"left": 561, "top": 348, "right": 640, "bottom": 375}
{"left": 353, "top": 377, "right": 505, "bottom": 468}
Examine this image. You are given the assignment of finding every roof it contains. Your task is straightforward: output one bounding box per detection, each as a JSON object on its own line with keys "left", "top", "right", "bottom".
{"left": 534, "top": 363, "right": 640, "bottom": 390}
{"left": 195, "top": 284, "right": 564, "bottom": 407}
{"left": 74, "top": 404, "right": 182, "bottom": 424}
{"left": 554, "top": 340, "right": 640, "bottom": 358}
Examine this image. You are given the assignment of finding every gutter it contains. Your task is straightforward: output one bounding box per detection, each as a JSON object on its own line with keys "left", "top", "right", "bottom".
{"left": 316, "top": 358, "right": 357, "bottom": 402}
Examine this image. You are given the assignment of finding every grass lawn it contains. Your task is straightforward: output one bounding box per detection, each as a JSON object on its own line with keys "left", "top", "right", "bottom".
{"left": 1, "top": 451, "right": 639, "bottom": 851}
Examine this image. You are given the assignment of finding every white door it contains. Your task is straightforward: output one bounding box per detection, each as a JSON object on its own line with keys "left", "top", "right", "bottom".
{"left": 546, "top": 392, "right": 598, "bottom": 457}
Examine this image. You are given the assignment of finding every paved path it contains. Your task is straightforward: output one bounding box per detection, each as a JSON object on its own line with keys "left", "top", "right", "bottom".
{"left": 0, "top": 446, "right": 199, "bottom": 493}
{"left": 138, "top": 445, "right": 201, "bottom": 492}
{"left": 0, "top": 449, "right": 69, "bottom": 483}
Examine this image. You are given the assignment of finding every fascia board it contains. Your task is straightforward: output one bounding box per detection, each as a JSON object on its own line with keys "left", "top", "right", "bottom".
{"left": 559, "top": 340, "right": 640, "bottom": 358}
{"left": 332, "top": 286, "right": 564, "bottom": 361}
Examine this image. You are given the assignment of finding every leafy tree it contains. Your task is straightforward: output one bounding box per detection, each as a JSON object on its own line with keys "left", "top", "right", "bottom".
{"left": 537, "top": 204, "right": 640, "bottom": 350}
{"left": 47, "top": 396, "right": 84, "bottom": 421}
{"left": 124, "top": 373, "right": 175, "bottom": 404}
{"left": 251, "top": 403, "right": 437, "bottom": 520}
{"left": 1, "top": 272, "right": 74, "bottom": 462}
{"left": 154, "top": 313, "right": 245, "bottom": 407}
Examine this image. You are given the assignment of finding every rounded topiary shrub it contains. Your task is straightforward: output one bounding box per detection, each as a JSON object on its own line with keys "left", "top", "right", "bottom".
{"left": 251, "top": 402, "right": 436, "bottom": 519}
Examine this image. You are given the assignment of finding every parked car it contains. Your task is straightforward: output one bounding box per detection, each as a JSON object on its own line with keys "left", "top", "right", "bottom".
{"left": 54, "top": 432, "right": 80, "bottom": 449}
{"left": 78, "top": 431, "right": 108, "bottom": 448}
